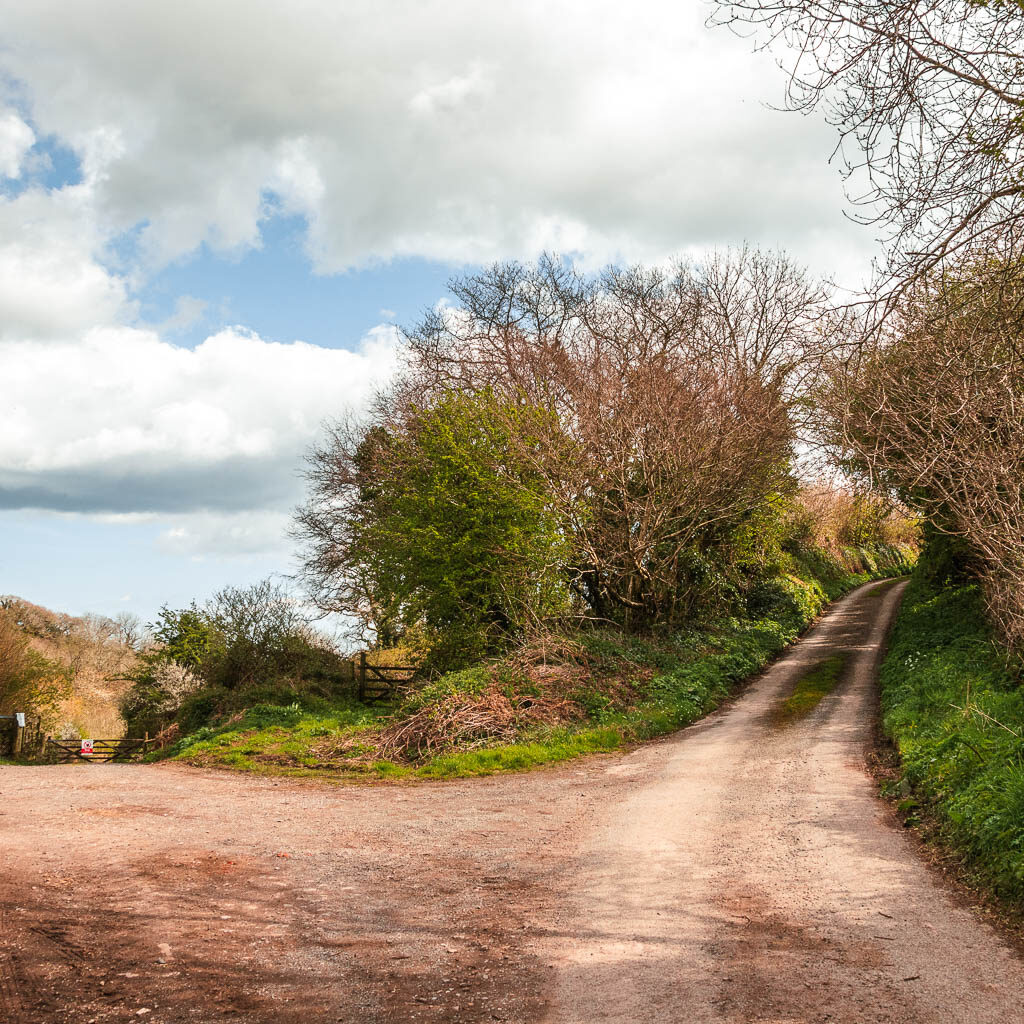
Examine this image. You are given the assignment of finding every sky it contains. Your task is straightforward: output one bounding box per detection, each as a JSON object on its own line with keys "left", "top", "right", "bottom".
{"left": 0, "top": 0, "right": 881, "bottom": 623}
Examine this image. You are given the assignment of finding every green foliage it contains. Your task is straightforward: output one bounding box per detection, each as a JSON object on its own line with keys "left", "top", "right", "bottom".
{"left": 152, "top": 604, "right": 220, "bottom": 672}
{"left": 788, "top": 543, "right": 916, "bottom": 601}
{"left": 398, "top": 665, "right": 491, "bottom": 711}
{"left": 915, "top": 528, "right": 975, "bottom": 589}
{"left": 746, "top": 574, "right": 826, "bottom": 623}
{"left": 120, "top": 577, "right": 354, "bottom": 736}
{"left": 237, "top": 702, "right": 305, "bottom": 729}
{"left": 153, "top": 697, "right": 393, "bottom": 773}
{"left": 201, "top": 579, "right": 316, "bottom": 690}
{"left": 175, "top": 687, "right": 232, "bottom": 735}
{"left": 118, "top": 674, "right": 174, "bottom": 737}
{"left": 172, "top": 681, "right": 341, "bottom": 735}
{"left": 349, "top": 390, "right": 571, "bottom": 669}
{"left": 879, "top": 555, "right": 1024, "bottom": 900}
{"left": 419, "top": 726, "right": 627, "bottom": 777}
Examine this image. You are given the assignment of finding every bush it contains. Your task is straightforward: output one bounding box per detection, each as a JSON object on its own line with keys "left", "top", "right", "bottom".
{"left": 119, "top": 577, "right": 355, "bottom": 736}
{"left": 176, "top": 687, "right": 232, "bottom": 734}
{"left": 119, "top": 680, "right": 172, "bottom": 737}
{"left": 746, "top": 574, "right": 826, "bottom": 624}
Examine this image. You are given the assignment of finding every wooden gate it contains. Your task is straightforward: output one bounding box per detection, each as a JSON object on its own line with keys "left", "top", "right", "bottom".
{"left": 46, "top": 737, "right": 154, "bottom": 763}
{"left": 357, "top": 653, "right": 418, "bottom": 702}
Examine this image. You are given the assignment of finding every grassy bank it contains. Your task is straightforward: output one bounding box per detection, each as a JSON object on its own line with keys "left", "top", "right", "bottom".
{"left": 879, "top": 556, "right": 1024, "bottom": 901}
{"left": 162, "top": 544, "right": 914, "bottom": 780}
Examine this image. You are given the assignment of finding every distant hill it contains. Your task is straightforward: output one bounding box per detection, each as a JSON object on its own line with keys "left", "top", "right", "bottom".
{"left": 0, "top": 596, "right": 143, "bottom": 738}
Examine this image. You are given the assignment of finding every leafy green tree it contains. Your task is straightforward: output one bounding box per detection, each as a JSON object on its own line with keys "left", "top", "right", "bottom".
{"left": 298, "top": 389, "right": 571, "bottom": 669}
{"left": 152, "top": 604, "right": 221, "bottom": 672}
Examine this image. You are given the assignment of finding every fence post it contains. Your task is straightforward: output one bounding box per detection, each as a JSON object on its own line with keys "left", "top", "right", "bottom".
{"left": 12, "top": 713, "right": 24, "bottom": 756}
{"left": 358, "top": 652, "right": 367, "bottom": 702}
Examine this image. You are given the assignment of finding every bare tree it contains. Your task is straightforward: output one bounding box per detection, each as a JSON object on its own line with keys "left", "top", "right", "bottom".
{"left": 821, "top": 255, "right": 1024, "bottom": 649}
{"left": 713, "top": 0, "right": 1024, "bottom": 293}
{"left": 112, "top": 612, "right": 150, "bottom": 652}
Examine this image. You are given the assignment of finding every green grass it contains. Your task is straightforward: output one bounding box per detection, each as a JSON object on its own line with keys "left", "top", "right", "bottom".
{"left": 419, "top": 726, "right": 628, "bottom": 778}
{"left": 153, "top": 699, "right": 397, "bottom": 776}
{"left": 774, "top": 654, "right": 847, "bottom": 722}
{"left": 879, "top": 560, "right": 1024, "bottom": 901}
{"left": 161, "top": 545, "right": 914, "bottom": 781}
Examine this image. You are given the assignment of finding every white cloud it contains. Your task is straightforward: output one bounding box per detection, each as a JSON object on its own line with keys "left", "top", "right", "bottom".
{"left": 0, "top": 186, "right": 131, "bottom": 341}
{"left": 0, "top": 0, "right": 875, "bottom": 281}
{"left": 156, "top": 510, "right": 292, "bottom": 559}
{"left": 0, "top": 108, "right": 35, "bottom": 178}
{"left": 157, "top": 295, "right": 207, "bottom": 333}
{"left": 409, "top": 62, "right": 494, "bottom": 117}
{"left": 0, "top": 323, "right": 401, "bottom": 513}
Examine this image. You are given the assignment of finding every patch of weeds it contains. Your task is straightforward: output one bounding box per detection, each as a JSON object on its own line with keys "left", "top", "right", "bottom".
{"left": 773, "top": 655, "right": 848, "bottom": 723}
{"left": 399, "top": 665, "right": 492, "bottom": 712}
{"left": 418, "top": 725, "right": 626, "bottom": 778}
{"left": 238, "top": 703, "right": 304, "bottom": 729}
{"left": 570, "top": 687, "right": 618, "bottom": 722}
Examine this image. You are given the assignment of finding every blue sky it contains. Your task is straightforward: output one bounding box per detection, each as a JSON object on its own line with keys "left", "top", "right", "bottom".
{"left": 135, "top": 216, "right": 464, "bottom": 351}
{"left": 0, "top": 0, "right": 879, "bottom": 625}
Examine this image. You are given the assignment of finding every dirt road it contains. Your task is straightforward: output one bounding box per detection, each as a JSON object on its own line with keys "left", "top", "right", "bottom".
{"left": 2, "top": 580, "right": 1022, "bottom": 1023}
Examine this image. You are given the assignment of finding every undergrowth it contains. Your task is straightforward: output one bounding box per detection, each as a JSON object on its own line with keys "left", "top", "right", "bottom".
{"left": 879, "top": 553, "right": 1024, "bottom": 902}
{"left": 159, "top": 544, "right": 914, "bottom": 780}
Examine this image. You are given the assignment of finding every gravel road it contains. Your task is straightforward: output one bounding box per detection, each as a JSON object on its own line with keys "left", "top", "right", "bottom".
{"left": 2, "top": 579, "right": 1022, "bottom": 1023}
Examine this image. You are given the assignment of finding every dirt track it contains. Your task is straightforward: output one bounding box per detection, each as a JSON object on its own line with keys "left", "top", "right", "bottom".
{"left": 2, "top": 579, "right": 1023, "bottom": 1023}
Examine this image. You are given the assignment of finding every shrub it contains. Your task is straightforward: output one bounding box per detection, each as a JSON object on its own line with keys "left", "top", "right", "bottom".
{"left": 746, "top": 574, "right": 826, "bottom": 624}
{"left": 176, "top": 687, "right": 232, "bottom": 734}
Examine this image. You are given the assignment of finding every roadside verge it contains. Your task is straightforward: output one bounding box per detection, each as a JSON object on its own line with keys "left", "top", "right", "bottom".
{"left": 876, "top": 558, "right": 1024, "bottom": 906}
{"left": 163, "top": 547, "right": 915, "bottom": 781}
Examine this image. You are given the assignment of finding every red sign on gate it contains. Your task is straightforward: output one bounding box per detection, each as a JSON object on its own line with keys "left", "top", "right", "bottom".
{"left": 80, "top": 739, "right": 94, "bottom": 755}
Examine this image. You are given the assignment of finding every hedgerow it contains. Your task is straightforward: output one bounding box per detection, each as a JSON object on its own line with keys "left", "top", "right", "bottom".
{"left": 879, "top": 548, "right": 1024, "bottom": 900}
